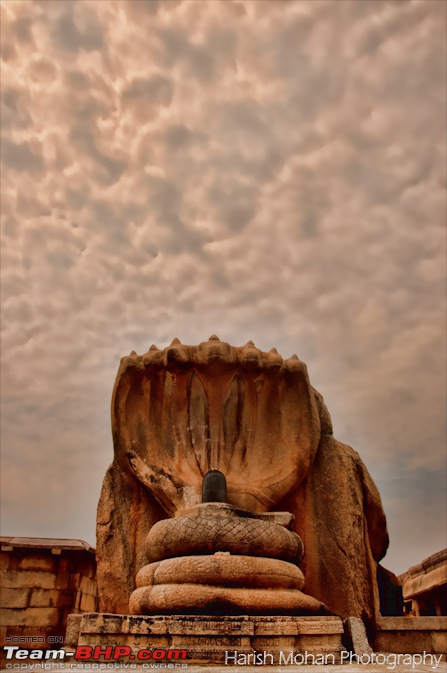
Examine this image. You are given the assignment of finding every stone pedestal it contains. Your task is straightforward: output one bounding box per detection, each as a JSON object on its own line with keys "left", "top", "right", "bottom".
{"left": 66, "top": 613, "right": 346, "bottom": 665}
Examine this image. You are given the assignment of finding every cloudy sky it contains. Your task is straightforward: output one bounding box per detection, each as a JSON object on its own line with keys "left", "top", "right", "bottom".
{"left": 1, "top": 0, "right": 446, "bottom": 576}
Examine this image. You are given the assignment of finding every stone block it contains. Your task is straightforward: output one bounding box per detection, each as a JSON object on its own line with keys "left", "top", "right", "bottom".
{"left": 0, "top": 552, "right": 10, "bottom": 570}
{"left": 84, "top": 565, "right": 97, "bottom": 580}
{"left": 2, "top": 625, "right": 49, "bottom": 639}
{"left": 29, "top": 589, "right": 72, "bottom": 608}
{"left": 375, "top": 616, "right": 447, "bottom": 655}
{"left": 79, "top": 594, "right": 96, "bottom": 612}
{"left": 168, "top": 617, "right": 253, "bottom": 636}
{"left": 254, "top": 619, "right": 292, "bottom": 636}
{"left": 79, "top": 576, "right": 97, "bottom": 597}
{"left": 297, "top": 634, "right": 343, "bottom": 650}
{"left": 81, "top": 614, "right": 158, "bottom": 635}
{"left": 65, "top": 614, "right": 83, "bottom": 648}
{"left": 1, "top": 569, "right": 56, "bottom": 590}
{"left": 69, "top": 572, "right": 81, "bottom": 588}
{"left": 0, "top": 588, "right": 30, "bottom": 609}
{"left": 55, "top": 572, "right": 70, "bottom": 590}
{"left": 376, "top": 616, "right": 447, "bottom": 631}
{"left": 18, "top": 556, "right": 57, "bottom": 572}
{"left": 344, "top": 616, "right": 372, "bottom": 655}
{"left": 0, "top": 607, "right": 60, "bottom": 628}
{"left": 432, "top": 630, "right": 447, "bottom": 653}
{"left": 251, "top": 636, "right": 294, "bottom": 650}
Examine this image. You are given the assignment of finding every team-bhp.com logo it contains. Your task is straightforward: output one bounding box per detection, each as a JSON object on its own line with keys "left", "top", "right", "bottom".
{"left": 3, "top": 646, "right": 187, "bottom": 661}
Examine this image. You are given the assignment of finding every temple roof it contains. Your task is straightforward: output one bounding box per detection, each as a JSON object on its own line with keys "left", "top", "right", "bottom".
{"left": 0, "top": 536, "right": 95, "bottom": 552}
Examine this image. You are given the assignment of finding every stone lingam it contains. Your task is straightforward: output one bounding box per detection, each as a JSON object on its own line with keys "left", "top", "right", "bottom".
{"left": 96, "top": 337, "right": 389, "bottom": 632}
{"left": 129, "top": 469, "right": 328, "bottom": 616}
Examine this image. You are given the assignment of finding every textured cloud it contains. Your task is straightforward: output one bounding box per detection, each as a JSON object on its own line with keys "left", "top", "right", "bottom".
{"left": 1, "top": 0, "right": 445, "bottom": 574}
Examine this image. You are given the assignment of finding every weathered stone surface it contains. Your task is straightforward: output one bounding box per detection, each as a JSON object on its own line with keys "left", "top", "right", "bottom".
{"left": 1, "top": 588, "right": 30, "bottom": 609}
{"left": 344, "top": 616, "right": 372, "bottom": 655}
{"left": 96, "top": 465, "right": 165, "bottom": 614}
{"left": 96, "top": 338, "right": 389, "bottom": 622}
{"left": 181, "top": 502, "right": 295, "bottom": 528}
{"left": 69, "top": 613, "right": 346, "bottom": 665}
{"left": 0, "top": 607, "right": 59, "bottom": 627}
{"left": 281, "top": 433, "right": 388, "bottom": 631}
{"left": 79, "top": 576, "right": 97, "bottom": 596}
{"left": 1, "top": 569, "right": 59, "bottom": 590}
{"left": 129, "top": 584, "right": 329, "bottom": 616}
{"left": 136, "top": 556, "right": 305, "bottom": 590}
{"left": 0, "top": 539, "right": 97, "bottom": 653}
{"left": 79, "top": 594, "right": 97, "bottom": 612}
{"left": 18, "top": 556, "right": 57, "bottom": 572}
{"left": 145, "top": 504, "right": 304, "bottom": 564}
{"left": 374, "top": 616, "right": 447, "bottom": 654}
{"left": 29, "top": 589, "right": 71, "bottom": 608}
{"left": 65, "top": 614, "right": 82, "bottom": 647}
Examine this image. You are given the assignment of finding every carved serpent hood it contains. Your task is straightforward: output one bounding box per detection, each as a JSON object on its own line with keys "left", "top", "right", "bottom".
{"left": 111, "top": 336, "right": 326, "bottom": 516}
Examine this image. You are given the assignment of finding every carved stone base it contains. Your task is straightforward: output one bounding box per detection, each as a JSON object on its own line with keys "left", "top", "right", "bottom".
{"left": 66, "top": 613, "right": 346, "bottom": 665}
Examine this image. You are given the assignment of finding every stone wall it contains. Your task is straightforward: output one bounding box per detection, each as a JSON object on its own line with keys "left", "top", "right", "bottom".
{"left": 0, "top": 537, "right": 97, "bottom": 650}
{"left": 374, "top": 616, "right": 447, "bottom": 655}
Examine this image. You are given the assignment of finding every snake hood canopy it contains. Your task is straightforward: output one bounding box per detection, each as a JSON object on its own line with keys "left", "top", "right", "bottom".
{"left": 112, "top": 337, "right": 323, "bottom": 516}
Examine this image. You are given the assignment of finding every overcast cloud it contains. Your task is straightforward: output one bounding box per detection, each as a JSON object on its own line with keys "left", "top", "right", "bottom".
{"left": 1, "top": 0, "right": 446, "bottom": 575}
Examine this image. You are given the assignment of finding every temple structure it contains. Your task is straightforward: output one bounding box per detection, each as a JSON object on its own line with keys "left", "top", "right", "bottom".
{"left": 3, "top": 338, "right": 446, "bottom": 665}
{"left": 96, "top": 337, "right": 389, "bottom": 634}
{"left": 400, "top": 549, "right": 447, "bottom": 617}
{"left": 0, "top": 536, "right": 97, "bottom": 658}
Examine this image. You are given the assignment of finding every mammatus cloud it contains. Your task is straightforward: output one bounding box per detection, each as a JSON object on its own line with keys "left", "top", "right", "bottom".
{"left": 1, "top": 0, "right": 445, "bottom": 574}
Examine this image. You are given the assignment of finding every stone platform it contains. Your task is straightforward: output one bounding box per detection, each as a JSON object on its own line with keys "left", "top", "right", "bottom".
{"left": 66, "top": 613, "right": 346, "bottom": 665}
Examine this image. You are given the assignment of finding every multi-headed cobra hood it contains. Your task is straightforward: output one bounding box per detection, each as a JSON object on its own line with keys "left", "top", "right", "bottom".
{"left": 111, "top": 336, "right": 328, "bottom": 516}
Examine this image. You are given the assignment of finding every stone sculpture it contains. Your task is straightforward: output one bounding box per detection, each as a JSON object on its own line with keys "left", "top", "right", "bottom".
{"left": 128, "top": 468, "right": 327, "bottom": 616}
{"left": 97, "top": 337, "right": 389, "bottom": 632}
